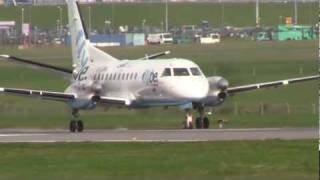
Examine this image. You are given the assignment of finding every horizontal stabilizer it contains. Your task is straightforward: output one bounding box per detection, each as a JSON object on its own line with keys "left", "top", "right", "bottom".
{"left": 140, "top": 51, "right": 171, "bottom": 60}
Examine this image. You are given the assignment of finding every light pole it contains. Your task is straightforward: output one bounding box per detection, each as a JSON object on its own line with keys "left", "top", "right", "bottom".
{"left": 105, "top": 20, "right": 110, "bottom": 34}
{"left": 255, "top": 0, "right": 260, "bottom": 27}
{"left": 142, "top": 19, "right": 146, "bottom": 33}
{"left": 165, "top": 0, "right": 168, "bottom": 32}
{"left": 88, "top": 6, "right": 91, "bottom": 35}
{"left": 220, "top": 0, "right": 224, "bottom": 27}
{"left": 57, "top": 19, "right": 60, "bottom": 36}
{"left": 160, "top": 21, "right": 164, "bottom": 32}
{"left": 57, "top": 6, "right": 62, "bottom": 37}
{"left": 294, "top": 0, "right": 298, "bottom": 25}
{"left": 279, "top": 15, "right": 283, "bottom": 24}
{"left": 21, "top": 7, "right": 24, "bottom": 34}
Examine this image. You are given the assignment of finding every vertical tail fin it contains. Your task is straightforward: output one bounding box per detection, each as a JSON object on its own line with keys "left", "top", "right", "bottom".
{"left": 67, "top": 0, "right": 118, "bottom": 69}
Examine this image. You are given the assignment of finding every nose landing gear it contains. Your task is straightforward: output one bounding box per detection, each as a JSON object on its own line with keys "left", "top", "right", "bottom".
{"left": 70, "top": 109, "right": 84, "bottom": 133}
{"left": 183, "top": 109, "right": 194, "bottom": 129}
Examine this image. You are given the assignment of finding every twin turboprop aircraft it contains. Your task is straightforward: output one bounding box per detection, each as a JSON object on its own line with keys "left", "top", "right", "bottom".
{"left": 0, "top": 0, "right": 318, "bottom": 132}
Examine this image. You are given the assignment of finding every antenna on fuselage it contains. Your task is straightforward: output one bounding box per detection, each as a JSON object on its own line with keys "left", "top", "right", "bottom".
{"left": 141, "top": 51, "right": 171, "bottom": 60}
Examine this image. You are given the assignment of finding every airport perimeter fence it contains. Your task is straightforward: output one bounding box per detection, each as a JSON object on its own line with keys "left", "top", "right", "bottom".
{"left": 213, "top": 102, "right": 317, "bottom": 116}
{"left": 3, "top": 0, "right": 318, "bottom": 6}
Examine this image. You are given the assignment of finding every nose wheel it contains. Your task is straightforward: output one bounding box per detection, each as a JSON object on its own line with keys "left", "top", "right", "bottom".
{"left": 183, "top": 109, "right": 194, "bottom": 129}
{"left": 70, "top": 109, "right": 84, "bottom": 133}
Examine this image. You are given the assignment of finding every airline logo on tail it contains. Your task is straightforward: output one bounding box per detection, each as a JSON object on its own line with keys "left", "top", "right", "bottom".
{"left": 76, "top": 31, "right": 89, "bottom": 66}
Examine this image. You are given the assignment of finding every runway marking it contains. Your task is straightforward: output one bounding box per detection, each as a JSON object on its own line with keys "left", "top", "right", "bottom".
{"left": 0, "top": 134, "right": 48, "bottom": 137}
{"left": 0, "top": 128, "right": 316, "bottom": 143}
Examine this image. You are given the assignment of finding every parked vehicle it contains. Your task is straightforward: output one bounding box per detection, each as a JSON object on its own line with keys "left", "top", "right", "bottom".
{"left": 147, "top": 33, "right": 173, "bottom": 44}
{"left": 200, "top": 33, "right": 220, "bottom": 44}
{"left": 253, "top": 32, "right": 272, "bottom": 41}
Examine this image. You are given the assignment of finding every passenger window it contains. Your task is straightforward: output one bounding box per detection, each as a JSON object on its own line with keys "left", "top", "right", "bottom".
{"left": 126, "top": 73, "right": 129, "bottom": 80}
{"left": 190, "top": 68, "right": 202, "bottom": 76}
{"left": 122, "top": 74, "right": 125, "bottom": 80}
{"left": 130, "top": 73, "right": 134, "bottom": 80}
{"left": 134, "top": 73, "right": 138, "bottom": 79}
{"left": 117, "top": 74, "right": 121, "bottom": 80}
{"left": 161, "top": 68, "right": 171, "bottom": 77}
{"left": 105, "top": 74, "right": 108, "bottom": 80}
{"left": 97, "top": 74, "right": 101, "bottom": 80}
{"left": 101, "top": 74, "right": 104, "bottom": 80}
{"left": 93, "top": 74, "right": 96, "bottom": 80}
{"left": 173, "top": 68, "right": 190, "bottom": 76}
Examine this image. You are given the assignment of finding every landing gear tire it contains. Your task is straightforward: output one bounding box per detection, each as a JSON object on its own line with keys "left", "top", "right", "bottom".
{"left": 69, "top": 120, "right": 84, "bottom": 132}
{"left": 203, "top": 117, "right": 209, "bottom": 129}
{"left": 69, "top": 120, "right": 77, "bottom": 133}
{"left": 195, "top": 117, "right": 210, "bottom": 129}
{"left": 77, "top": 120, "right": 84, "bottom": 132}
{"left": 195, "top": 117, "right": 202, "bottom": 129}
{"left": 183, "top": 121, "right": 193, "bottom": 129}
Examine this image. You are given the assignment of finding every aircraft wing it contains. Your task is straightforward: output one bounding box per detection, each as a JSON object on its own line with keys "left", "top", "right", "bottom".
{"left": 227, "top": 75, "right": 319, "bottom": 94}
{"left": 0, "top": 87, "right": 76, "bottom": 102}
{"left": 91, "top": 95, "right": 131, "bottom": 106}
{"left": 0, "top": 55, "right": 72, "bottom": 75}
{"left": 0, "top": 86, "right": 131, "bottom": 106}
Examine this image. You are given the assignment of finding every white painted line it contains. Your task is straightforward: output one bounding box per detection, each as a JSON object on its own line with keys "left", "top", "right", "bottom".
{"left": 0, "top": 54, "right": 9, "bottom": 58}
{"left": 0, "top": 134, "right": 48, "bottom": 137}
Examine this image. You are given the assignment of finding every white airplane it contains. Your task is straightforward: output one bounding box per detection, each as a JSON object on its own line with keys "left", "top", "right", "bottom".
{"left": 0, "top": 0, "right": 318, "bottom": 132}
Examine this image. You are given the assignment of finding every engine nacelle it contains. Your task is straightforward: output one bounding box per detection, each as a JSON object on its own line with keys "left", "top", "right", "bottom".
{"left": 207, "top": 76, "right": 229, "bottom": 91}
{"left": 203, "top": 76, "right": 229, "bottom": 106}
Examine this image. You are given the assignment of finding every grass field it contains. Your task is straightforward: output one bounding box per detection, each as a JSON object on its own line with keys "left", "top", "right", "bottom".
{"left": 0, "top": 40, "right": 317, "bottom": 129}
{"left": 0, "top": 140, "right": 317, "bottom": 180}
{"left": 0, "top": 2, "right": 317, "bottom": 29}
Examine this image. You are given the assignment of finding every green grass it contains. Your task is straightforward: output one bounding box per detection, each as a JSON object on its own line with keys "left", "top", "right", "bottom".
{"left": 0, "top": 140, "right": 317, "bottom": 180}
{"left": 0, "top": 2, "right": 317, "bottom": 29}
{"left": 0, "top": 40, "right": 317, "bottom": 129}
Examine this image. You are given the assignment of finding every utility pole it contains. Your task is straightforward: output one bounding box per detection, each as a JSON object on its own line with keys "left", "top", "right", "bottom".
{"left": 294, "top": 0, "right": 298, "bottom": 24}
{"left": 165, "top": 0, "right": 168, "bottom": 32}
{"left": 21, "top": 7, "right": 24, "bottom": 30}
{"left": 88, "top": 6, "right": 91, "bottom": 35}
{"left": 57, "top": 6, "right": 63, "bottom": 37}
{"left": 221, "top": 1, "right": 224, "bottom": 27}
{"left": 255, "top": 0, "right": 260, "bottom": 27}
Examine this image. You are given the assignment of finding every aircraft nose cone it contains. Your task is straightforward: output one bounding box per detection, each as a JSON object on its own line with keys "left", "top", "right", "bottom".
{"left": 175, "top": 78, "right": 209, "bottom": 99}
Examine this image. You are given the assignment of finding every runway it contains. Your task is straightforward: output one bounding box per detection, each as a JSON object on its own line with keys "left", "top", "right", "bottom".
{"left": 0, "top": 128, "right": 317, "bottom": 143}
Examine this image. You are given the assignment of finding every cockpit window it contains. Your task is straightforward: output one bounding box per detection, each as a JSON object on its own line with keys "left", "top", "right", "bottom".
{"left": 190, "top": 67, "right": 202, "bottom": 76}
{"left": 173, "top": 68, "right": 190, "bottom": 76}
{"left": 162, "top": 68, "right": 171, "bottom": 77}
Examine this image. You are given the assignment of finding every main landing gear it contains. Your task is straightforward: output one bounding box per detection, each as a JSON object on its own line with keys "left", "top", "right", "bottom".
{"left": 69, "top": 109, "right": 84, "bottom": 133}
{"left": 183, "top": 106, "right": 210, "bottom": 129}
{"left": 195, "top": 106, "right": 210, "bottom": 129}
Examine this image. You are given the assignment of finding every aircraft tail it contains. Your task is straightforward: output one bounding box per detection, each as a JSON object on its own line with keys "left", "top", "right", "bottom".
{"left": 67, "top": 0, "right": 119, "bottom": 69}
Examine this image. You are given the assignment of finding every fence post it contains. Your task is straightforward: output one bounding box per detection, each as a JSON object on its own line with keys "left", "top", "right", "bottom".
{"left": 252, "top": 67, "right": 256, "bottom": 76}
{"left": 286, "top": 102, "right": 291, "bottom": 115}
{"left": 260, "top": 102, "right": 264, "bottom": 116}
{"left": 234, "top": 102, "right": 238, "bottom": 115}
{"left": 312, "top": 103, "right": 316, "bottom": 115}
{"left": 299, "top": 67, "right": 304, "bottom": 75}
